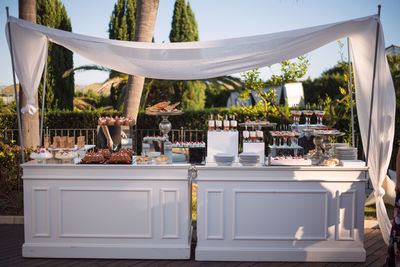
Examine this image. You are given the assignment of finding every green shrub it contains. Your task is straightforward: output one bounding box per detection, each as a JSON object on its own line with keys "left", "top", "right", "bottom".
{"left": 0, "top": 141, "right": 32, "bottom": 214}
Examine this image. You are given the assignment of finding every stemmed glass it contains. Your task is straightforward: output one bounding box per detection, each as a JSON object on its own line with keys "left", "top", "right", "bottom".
{"left": 290, "top": 106, "right": 302, "bottom": 126}
{"left": 302, "top": 104, "right": 314, "bottom": 126}
{"left": 315, "top": 105, "right": 326, "bottom": 126}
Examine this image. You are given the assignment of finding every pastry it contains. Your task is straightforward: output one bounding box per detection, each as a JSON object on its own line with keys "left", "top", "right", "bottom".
{"left": 323, "top": 158, "right": 339, "bottom": 167}
{"left": 98, "top": 117, "right": 107, "bottom": 126}
{"left": 43, "top": 136, "right": 50, "bottom": 148}
{"left": 53, "top": 136, "right": 60, "bottom": 148}
{"left": 55, "top": 150, "right": 78, "bottom": 160}
{"left": 119, "top": 148, "right": 133, "bottom": 158}
{"left": 155, "top": 154, "right": 168, "bottom": 163}
{"left": 98, "top": 149, "right": 111, "bottom": 159}
{"left": 126, "top": 117, "right": 135, "bottom": 126}
{"left": 67, "top": 137, "right": 75, "bottom": 148}
{"left": 107, "top": 152, "right": 132, "bottom": 164}
{"left": 77, "top": 136, "right": 85, "bottom": 149}
{"left": 146, "top": 101, "right": 170, "bottom": 113}
{"left": 106, "top": 117, "right": 116, "bottom": 126}
{"left": 80, "top": 153, "right": 105, "bottom": 164}
{"left": 137, "top": 154, "right": 152, "bottom": 163}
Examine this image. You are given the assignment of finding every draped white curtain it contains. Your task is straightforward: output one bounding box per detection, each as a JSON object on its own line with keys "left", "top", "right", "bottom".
{"left": 6, "top": 15, "right": 395, "bottom": 243}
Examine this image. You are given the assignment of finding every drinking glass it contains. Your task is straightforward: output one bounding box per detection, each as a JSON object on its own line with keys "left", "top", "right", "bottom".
{"left": 315, "top": 105, "right": 326, "bottom": 126}
{"left": 302, "top": 104, "right": 314, "bottom": 126}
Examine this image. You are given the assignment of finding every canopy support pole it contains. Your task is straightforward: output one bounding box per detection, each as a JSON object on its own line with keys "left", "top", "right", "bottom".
{"left": 347, "top": 37, "right": 355, "bottom": 147}
{"left": 365, "top": 5, "right": 381, "bottom": 167}
{"left": 6, "top": 7, "right": 25, "bottom": 163}
{"left": 40, "top": 55, "right": 48, "bottom": 146}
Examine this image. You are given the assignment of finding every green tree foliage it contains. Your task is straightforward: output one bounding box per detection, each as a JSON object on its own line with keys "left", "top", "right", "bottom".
{"left": 108, "top": 0, "right": 136, "bottom": 41}
{"left": 37, "top": 0, "right": 74, "bottom": 110}
{"left": 186, "top": 2, "right": 199, "bottom": 41}
{"left": 107, "top": 0, "right": 136, "bottom": 105}
{"left": 239, "top": 56, "right": 310, "bottom": 122}
{"left": 169, "top": 0, "right": 192, "bottom": 42}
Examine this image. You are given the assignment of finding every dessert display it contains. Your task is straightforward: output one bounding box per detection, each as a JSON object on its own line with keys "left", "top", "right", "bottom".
{"left": 107, "top": 152, "right": 132, "bottom": 164}
{"left": 30, "top": 146, "right": 53, "bottom": 161}
{"left": 55, "top": 150, "right": 78, "bottom": 160}
{"left": 143, "top": 135, "right": 167, "bottom": 143}
{"left": 98, "top": 116, "right": 135, "bottom": 126}
{"left": 136, "top": 154, "right": 152, "bottom": 163}
{"left": 146, "top": 101, "right": 182, "bottom": 114}
{"left": 270, "top": 156, "right": 312, "bottom": 166}
{"left": 80, "top": 153, "right": 106, "bottom": 164}
{"left": 208, "top": 114, "right": 237, "bottom": 131}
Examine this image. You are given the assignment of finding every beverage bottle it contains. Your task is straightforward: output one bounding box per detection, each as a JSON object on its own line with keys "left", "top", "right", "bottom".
{"left": 256, "top": 126, "right": 263, "bottom": 142}
{"left": 208, "top": 114, "right": 215, "bottom": 131}
{"left": 243, "top": 125, "right": 249, "bottom": 142}
{"left": 163, "top": 140, "right": 173, "bottom": 164}
{"left": 230, "top": 115, "right": 237, "bottom": 131}
{"left": 223, "top": 115, "right": 230, "bottom": 131}
{"left": 215, "top": 114, "right": 222, "bottom": 131}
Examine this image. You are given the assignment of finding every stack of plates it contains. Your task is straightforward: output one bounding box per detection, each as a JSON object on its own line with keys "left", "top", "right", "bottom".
{"left": 332, "top": 143, "right": 349, "bottom": 157}
{"left": 214, "top": 153, "right": 235, "bottom": 166}
{"left": 335, "top": 147, "right": 357, "bottom": 160}
{"left": 239, "top": 152, "right": 260, "bottom": 166}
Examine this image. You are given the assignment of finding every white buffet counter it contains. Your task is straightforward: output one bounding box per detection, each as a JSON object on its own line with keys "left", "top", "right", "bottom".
{"left": 22, "top": 161, "right": 368, "bottom": 262}
{"left": 21, "top": 161, "right": 192, "bottom": 259}
{"left": 195, "top": 165, "right": 368, "bottom": 262}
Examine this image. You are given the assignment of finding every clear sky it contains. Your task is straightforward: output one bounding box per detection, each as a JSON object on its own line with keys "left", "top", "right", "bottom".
{"left": 0, "top": 0, "right": 399, "bottom": 86}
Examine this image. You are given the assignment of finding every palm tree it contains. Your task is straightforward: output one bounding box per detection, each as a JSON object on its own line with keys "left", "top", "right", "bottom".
{"left": 123, "top": 0, "right": 159, "bottom": 120}
{"left": 19, "top": 0, "right": 40, "bottom": 148}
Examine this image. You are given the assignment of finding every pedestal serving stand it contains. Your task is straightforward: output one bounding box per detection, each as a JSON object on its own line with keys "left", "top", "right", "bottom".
{"left": 146, "top": 111, "right": 184, "bottom": 141}
{"left": 308, "top": 130, "right": 345, "bottom": 165}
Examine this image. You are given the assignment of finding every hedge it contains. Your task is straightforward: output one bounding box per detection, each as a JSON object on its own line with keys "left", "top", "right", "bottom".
{"left": 0, "top": 108, "right": 290, "bottom": 131}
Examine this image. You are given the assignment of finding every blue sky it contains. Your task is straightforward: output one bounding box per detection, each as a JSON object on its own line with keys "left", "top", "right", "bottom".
{"left": 1, "top": 0, "right": 399, "bottom": 86}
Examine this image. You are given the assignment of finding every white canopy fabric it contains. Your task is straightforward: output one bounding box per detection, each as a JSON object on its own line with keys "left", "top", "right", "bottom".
{"left": 6, "top": 15, "right": 395, "bottom": 243}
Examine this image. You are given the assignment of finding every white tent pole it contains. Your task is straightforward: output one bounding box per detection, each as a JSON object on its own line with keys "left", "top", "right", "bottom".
{"left": 39, "top": 53, "right": 48, "bottom": 146}
{"left": 365, "top": 5, "right": 381, "bottom": 167}
{"left": 347, "top": 37, "right": 355, "bottom": 147}
{"left": 6, "top": 7, "right": 25, "bottom": 163}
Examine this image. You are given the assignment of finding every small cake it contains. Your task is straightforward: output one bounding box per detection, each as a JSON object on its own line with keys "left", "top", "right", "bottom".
{"left": 106, "top": 117, "right": 116, "bottom": 126}
{"left": 30, "top": 146, "right": 53, "bottom": 160}
{"left": 119, "top": 148, "right": 133, "bottom": 158}
{"left": 98, "top": 149, "right": 111, "bottom": 159}
{"left": 108, "top": 152, "right": 132, "bottom": 164}
{"left": 127, "top": 117, "right": 135, "bottom": 126}
{"left": 98, "top": 117, "right": 107, "bottom": 126}
{"left": 80, "top": 153, "right": 105, "bottom": 164}
{"left": 117, "top": 116, "right": 126, "bottom": 126}
{"left": 323, "top": 158, "right": 339, "bottom": 167}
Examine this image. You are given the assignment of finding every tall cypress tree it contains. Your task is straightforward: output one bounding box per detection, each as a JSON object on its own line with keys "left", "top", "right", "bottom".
{"left": 169, "top": 0, "right": 192, "bottom": 42}
{"left": 37, "top": 0, "right": 74, "bottom": 110}
{"left": 108, "top": 0, "right": 136, "bottom": 104}
{"left": 168, "top": 0, "right": 205, "bottom": 110}
{"left": 186, "top": 2, "right": 199, "bottom": 41}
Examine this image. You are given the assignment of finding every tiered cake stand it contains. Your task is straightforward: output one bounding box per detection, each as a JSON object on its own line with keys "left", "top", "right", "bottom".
{"left": 146, "top": 111, "right": 184, "bottom": 141}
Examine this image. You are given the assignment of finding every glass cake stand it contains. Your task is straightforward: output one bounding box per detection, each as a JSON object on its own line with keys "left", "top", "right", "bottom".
{"left": 309, "top": 130, "right": 345, "bottom": 165}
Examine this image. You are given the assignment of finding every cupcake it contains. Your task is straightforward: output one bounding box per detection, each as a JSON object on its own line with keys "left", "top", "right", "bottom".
{"left": 127, "top": 117, "right": 135, "bottom": 126}
{"left": 98, "top": 117, "right": 107, "bottom": 126}
{"left": 118, "top": 116, "right": 126, "bottom": 125}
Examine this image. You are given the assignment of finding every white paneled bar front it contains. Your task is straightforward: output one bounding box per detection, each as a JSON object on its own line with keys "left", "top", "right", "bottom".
{"left": 21, "top": 162, "right": 192, "bottom": 259}
{"left": 195, "top": 165, "right": 368, "bottom": 262}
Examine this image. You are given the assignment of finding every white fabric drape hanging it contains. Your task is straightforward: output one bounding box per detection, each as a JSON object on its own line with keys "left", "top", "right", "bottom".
{"left": 5, "top": 15, "right": 395, "bottom": 244}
